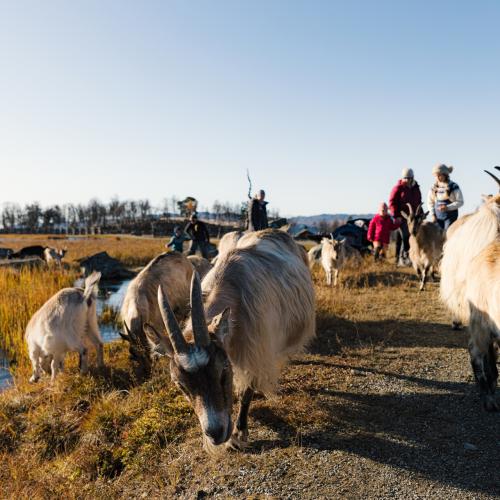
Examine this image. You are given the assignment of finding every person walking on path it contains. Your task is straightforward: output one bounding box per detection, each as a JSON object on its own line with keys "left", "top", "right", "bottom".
{"left": 247, "top": 189, "right": 269, "bottom": 231}
{"left": 185, "top": 214, "right": 211, "bottom": 258}
{"left": 166, "top": 226, "right": 190, "bottom": 253}
{"left": 367, "top": 202, "right": 402, "bottom": 261}
{"left": 389, "top": 168, "right": 422, "bottom": 266}
{"left": 427, "top": 164, "right": 464, "bottom": 231}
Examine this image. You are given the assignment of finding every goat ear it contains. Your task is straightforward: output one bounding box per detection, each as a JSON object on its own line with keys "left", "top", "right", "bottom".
{"left": 210, "top": 308, "right": 231, "bottom": 346}
{"left": 143, "top": 323, "right": 174, "bottom": 358}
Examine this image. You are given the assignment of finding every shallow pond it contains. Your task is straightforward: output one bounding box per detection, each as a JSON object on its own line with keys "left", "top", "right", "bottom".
{"left": 0, "top": 278, "right": 131, "bottom": 390}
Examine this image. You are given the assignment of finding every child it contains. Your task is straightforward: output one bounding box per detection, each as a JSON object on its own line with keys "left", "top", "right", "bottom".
{"left": 166, "top": 226, "right": 190, "bottom": 253}
{"left": 367, "top": 202, "right": 402, "bottom": 260}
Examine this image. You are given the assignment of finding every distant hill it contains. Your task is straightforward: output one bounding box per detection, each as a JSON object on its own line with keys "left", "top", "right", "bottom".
{"left": 288, "top": 213, "right": 374, "bottom": 226}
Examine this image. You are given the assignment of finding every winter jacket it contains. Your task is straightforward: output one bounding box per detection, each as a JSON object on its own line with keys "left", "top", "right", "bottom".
{"left": 247, "top": 198, "right": 269, "bottom": 231}
{"left": 389, "top": 180, "right": 422, "bottom": 218}
{"left": 427, "top": 181, "right": 464, "bottom": 219}
{"left": 185, "top": 220, "right": 210, "bottom": 242}
{"left": 166, "top": 233, "right": 190, "bottom": 252}
{"left": 367, "top": 214, "right": 402, "bottom": 245}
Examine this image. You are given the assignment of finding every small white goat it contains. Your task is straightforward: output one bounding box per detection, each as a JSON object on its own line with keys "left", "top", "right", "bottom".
{"left": 25, "top": 271, "right": 103, "bottom": 382}
{"left": 44, "top": 247, "right": 67, "bottom": 267}
{"left": 321, "top": 237, "right": 346, "bottom": 286}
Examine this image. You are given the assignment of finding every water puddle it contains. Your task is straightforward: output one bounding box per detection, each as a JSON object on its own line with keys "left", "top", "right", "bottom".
{"left": 0, "top": 278, "right": 131, "bottom": 390}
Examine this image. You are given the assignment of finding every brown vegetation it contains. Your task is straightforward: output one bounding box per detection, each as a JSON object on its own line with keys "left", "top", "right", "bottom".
{"left": 0, "top": 238, "right": 498, "bottom": 498}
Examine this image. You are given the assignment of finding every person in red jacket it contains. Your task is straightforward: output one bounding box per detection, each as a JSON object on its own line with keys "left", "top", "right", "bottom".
{"left": 367, "top": 202, "right": 402, "bottom": 260}
{"left": 388, "top": 168, "right": 422, "bottom": 265}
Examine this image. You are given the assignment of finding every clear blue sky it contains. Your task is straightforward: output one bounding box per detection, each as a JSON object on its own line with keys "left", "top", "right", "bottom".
{"left": 0, "top": 1, "right": 498, "bottom": 216}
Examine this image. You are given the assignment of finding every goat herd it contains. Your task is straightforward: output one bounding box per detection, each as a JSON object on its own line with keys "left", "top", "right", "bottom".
{"left": 22, "top": 168, "right": 500, "bottom": 452}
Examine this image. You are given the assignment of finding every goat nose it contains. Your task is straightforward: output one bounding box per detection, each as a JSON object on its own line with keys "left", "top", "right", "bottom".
{"left": 205, "top": 425, "right": 226, "bottom": 445}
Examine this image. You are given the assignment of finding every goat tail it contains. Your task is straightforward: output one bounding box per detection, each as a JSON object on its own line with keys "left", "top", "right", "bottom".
{"left": 83, "top": 271, "right": 102, "bottom": 303}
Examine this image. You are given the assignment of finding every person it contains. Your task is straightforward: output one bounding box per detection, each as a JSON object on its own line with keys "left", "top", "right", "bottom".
{"left": 166, "top": 226, "right": 190, "bottom": 253}
{"left": 367, "top": 202, "right": 402, "bottom": 261}
{"left": 388, "top": 168, "right": 422, "bottom": 266}
{"left": 427, "top": 164, "right": 464, "bottom": 231}
{"left": 185, "top": 214, "right": 210, "bottom": 258}
{"left": 247, "top": 189, "right": 269, "bottom": 231}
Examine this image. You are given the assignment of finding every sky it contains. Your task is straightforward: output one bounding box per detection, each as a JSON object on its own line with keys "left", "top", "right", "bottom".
{"left": 0, "top": 1, "right": 499, "bottom": 217}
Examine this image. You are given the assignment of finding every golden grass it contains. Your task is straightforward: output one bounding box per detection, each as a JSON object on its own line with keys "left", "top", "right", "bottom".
{"left": 1, "top": 239, "right": 494, "bottom": 498}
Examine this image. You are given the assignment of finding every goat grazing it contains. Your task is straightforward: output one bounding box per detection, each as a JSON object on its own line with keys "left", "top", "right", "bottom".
{"left": 120, "top": 252, "right": 193, "bottom": 379}
{"left": 25, "top": 271, "right": 103, "bottom": 382}
{"left": 321, "top": 237, "right": 346, "bottom": 286}
{"left": 10, "top": 245, "right": 67, "bottom": 266}
{"left": 440, "top": 168, "right": 500, "bottom": 410}
{"left": 44, "top": 247, "right": 67, "bottom": 267}
{"left": 145, "top": 229, "right": 316, "bottom": 450}
{"left": 401, "top": 203, "right": 444, "bottom": 291}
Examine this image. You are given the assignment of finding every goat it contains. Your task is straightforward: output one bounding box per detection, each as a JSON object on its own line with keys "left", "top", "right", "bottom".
{"left": 401, "top": 203, "right": 444, "bottom": 291}
{"left": 25, "top": 271, "right": 103, "bottom": 382}
{"left": 321, "top": 237, "right": 346, "bottom": 286}
{"left": 440, "top": 168, "right": 500, "bottom": 410}
{"left": 440, "top": 169, "right": 500, "bottom": 329}
{"left": 0, "top": 248, "right": 13, "bottom": 259}
{"left": 144, "top": 229, "right": 316, "bottom": 450}
{"left": 120, "top": 252, "right": 193, "bottom": 380}
{"left": 44, "top": 247, "right": 67, "bottom": 267}
{"left": 10, "top": 245, "right": 67, "bottom": 266}
{"left": 187, "top": 255, "right": 213, "bottom": 280}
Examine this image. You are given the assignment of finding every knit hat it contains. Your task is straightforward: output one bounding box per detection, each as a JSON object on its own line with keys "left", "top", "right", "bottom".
{"left": 433, "top": 164, "right": 454, "bottom": 176}
{"left": 401, "top": 168, "right": 414, "bottom": 178}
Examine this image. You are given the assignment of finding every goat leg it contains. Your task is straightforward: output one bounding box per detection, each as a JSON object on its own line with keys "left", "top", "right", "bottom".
{"left": 469, "top": 341, "right": 499, "bottom": 412}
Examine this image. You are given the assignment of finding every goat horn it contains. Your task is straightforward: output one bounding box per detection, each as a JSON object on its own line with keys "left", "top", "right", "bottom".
{"left": 406, "top": 203, "right": 414, "bottom": 216}
{"left": 190, "top": 271, "right": 210, "bottom": 347}
{"left": 119, "top": 321, "right": 131, "bottom": 342}
{"left": 484, "top": 169, "right": 500, "bottom": 192}
{"left": 157, "top": 285, "right": 188, "bottom": 354}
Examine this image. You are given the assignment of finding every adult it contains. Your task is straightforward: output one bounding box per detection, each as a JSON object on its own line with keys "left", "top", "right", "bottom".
{"left": 247, "top": 189, "right": 269, "bottom": 231}
{"left": 388, "top": 168, "right": 422, "bottom": 265}
{"left": 427, "top": 164, "right": 464, "bottom": 231}
{"left": 185, "top": 214, "right": 210, "bottom": 258}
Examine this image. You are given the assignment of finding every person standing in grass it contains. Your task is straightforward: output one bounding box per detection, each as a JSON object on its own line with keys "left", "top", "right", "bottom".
{"left": 388, "top": 168, "right": 422, "bottom": 266}
{"left": 367, "top": 202, "right": 402, "bottom": 261}
{"left": 185, "top": 213, "right": 211, "bottom": 258}
{"left": 166, "top": 226, "right": 190, "bottom": 253}
{"left": 247, "top": 189, "right": 269, "bottom": 231}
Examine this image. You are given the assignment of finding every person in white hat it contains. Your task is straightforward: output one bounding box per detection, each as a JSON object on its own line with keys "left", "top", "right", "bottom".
{"left": 427, "top": 164, "right": 464, "bottom": 231}
{"left": 388, "top": 167, "right": 422, "bottom": 265}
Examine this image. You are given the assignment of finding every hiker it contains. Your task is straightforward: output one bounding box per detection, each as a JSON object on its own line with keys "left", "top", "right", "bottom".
{"left": 389, "top": 168, "right": 422, "bottom": 266}
{"left": 367, "top": 202, "right": 402, "bottom": 261}
{"left": 427, "top": 164, "right": 464, "bottom": 231}
{"left": 247, "top": 189, "right": 269, "bottom": 231}
{"left": 166, "top": 226, "right": 190, "bottom": 253}
{"left": 185, "top": 214, "right": 210, "bottom": 258}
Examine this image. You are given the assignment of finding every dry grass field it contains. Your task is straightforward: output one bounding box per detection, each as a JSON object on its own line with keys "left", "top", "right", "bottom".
{"left": 0, "top": 236, "right": 498, "bottom": 499}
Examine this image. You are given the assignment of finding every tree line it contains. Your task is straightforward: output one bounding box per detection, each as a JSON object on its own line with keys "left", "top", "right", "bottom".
{"left": 0, "top": 196, "right": 280, "bottom": 234}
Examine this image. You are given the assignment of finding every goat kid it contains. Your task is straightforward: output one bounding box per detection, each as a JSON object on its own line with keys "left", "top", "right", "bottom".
{"left": 321, "top": 237, "right": 346, "bottom": 286}
{"left": 26, "top": 271, "right": 103, "bottom": 382}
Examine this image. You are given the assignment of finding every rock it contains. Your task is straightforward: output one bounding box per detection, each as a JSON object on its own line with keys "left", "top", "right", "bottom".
{"left": 78, "top": 251, "right": 135, "bottom": 280}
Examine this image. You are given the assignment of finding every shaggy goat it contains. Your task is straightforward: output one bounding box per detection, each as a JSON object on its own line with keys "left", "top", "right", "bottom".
{"left": 145, "top": 229, "right": 316, "bottom": 450}
{"left": 120, "top": 252, "right": 193, "bottom": 379}
{"left": 401, "top": 203, "right": 444, "bottom": 291}
{"left": 44, "top": 247, "right": 67, "bottom": 267}
{"left": 321, "top": 237, "right": 346, "bottom": 286}
{"left": 440, "top": 168, "right": 500, "bottom": 410}
{"left": 25, "top": 271, "right": 103, "bottom": 382}
{"left": 187, "top": 255, "right": 213, "bottom": 280}
{"left": 211, "top": 230, "right": 244, "bottom": 264}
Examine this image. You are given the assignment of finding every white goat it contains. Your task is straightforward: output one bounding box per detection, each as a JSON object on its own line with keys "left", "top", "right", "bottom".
{"left": 120, "top": 252, "right": 193, "bottom": 379}
{"left": 44, "top": 247, "right": 67, "bottom": 267}
{"left": 25, "top": 271, "right": 103, "bottom": 382}
{"left": 212, "top": 230, "right": 244, "bottom": 264}
{"left": 440, "top": 168, "right": 500, "bottom": 410}
{"left": 401, "top": 204, "right": 444, "bottom": 291}
{"left": 187, "top": 255, "right": 213, "bottom": 280}
{"left": 145, "top": 229, "right": 316, "bottom": 450}
{"left": 321, "top": 237, "right": 346, "bottom": 286}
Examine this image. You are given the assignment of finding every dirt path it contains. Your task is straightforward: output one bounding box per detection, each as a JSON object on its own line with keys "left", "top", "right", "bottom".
{"left": 121, "top": 264, "right": 499, "bottom": 499}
